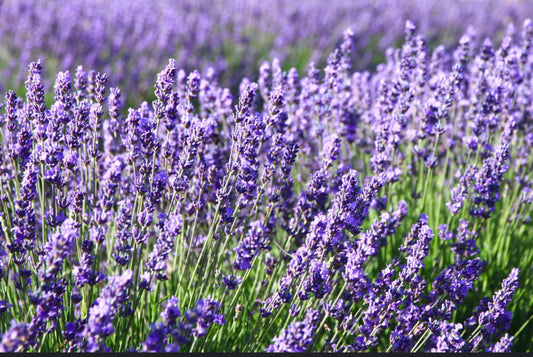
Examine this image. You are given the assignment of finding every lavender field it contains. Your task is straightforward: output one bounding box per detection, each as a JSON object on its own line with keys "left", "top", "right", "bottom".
{"left": 0, "top": 0, "right": 533, "bottom": 353}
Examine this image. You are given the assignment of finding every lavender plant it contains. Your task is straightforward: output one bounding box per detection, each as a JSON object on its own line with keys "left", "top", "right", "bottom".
{"left": 0, "top": 16, "right": 532, "bottom": 353}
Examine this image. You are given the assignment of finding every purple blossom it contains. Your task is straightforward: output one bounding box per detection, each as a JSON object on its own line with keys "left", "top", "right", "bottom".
{"left": 54, "top": 70, "right": 73, "bottom": 110}
{"left": 465, "top": 268, "right": 519, "bottom": 350}
{"left": 141, "top": 323, "right": 173, "bottom": 352}
{"left": 41, "top": 218, "right": 77, "bottom": 280}
{"left": 191, "top": 298, "right": 226, "bottom": 338}
{"left": 223, "top": 274, "right": 242, "bottom": 290}
{"left": 80, "top": 270, "right": 133, "bottom": 352}
{"left": 145, "top": 213, "right": 182, "bottom": 280}
{"left": 302, "top": 259, "right": 331, "bottom": 299}
{"left": 470, "top": 143, "right": 511, "bottom": 218}
{"left": 161, "top": 296, "right": 181, "bottom": 327}
{"left": 266, "top": 309, "right": 320, "bottom": 352}
{"left": 399, "top": 214, "right": 433, "bottom": 279}
{"left": 487, "top": 333, "right": 513, "bottom": 352}
{"left": 429, "top": 321, "right": 465, "bottom": 352}
{"left": 233, "top": 220, "right": 270, "bottom": 271}
{"left": 0, "top": 321, "right": 30, "bottom": 352}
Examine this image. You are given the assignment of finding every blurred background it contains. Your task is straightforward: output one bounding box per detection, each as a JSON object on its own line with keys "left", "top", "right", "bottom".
{"left": 1, "top": 0, "right": 532, "bottom": 105}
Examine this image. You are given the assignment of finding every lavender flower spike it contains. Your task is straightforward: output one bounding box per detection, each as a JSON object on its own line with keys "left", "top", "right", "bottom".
{"left": 266, "top": 309, "right": 320, "bottom": 352}
{"left": 80, "top": 270, "right": 133, "bottom": 352}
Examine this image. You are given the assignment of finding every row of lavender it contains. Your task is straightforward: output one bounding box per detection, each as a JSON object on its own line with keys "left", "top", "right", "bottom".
{"left": 0, "top": 19, "right": 532, "bottom": 352}
{"left": 2, "top": 0, "right": 533, "bottom": 102}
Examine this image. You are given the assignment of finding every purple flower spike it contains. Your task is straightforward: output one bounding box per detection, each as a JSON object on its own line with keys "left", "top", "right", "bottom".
{"left": 80, "top": 270, "right": 133, "bottom": 352}
{"left": 266, "top": 309, "right": 320, "bottom": 352}
{"left": 466, "top": 268, "right": 519, "bottom": 350}
{"left": 161, "top": 296, "right": 181, "bottom": 327}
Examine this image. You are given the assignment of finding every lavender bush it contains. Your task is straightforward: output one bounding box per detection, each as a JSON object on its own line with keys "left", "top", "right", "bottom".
{"left": 0, "top": 12, "right": 532, "bottom": 353}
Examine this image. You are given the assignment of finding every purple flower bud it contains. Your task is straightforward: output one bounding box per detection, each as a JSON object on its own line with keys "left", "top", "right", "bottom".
{"left": 81, "top": 270, "right": 133, "bottom": 352}
{"left": 258, "top": 61, "right": 271, "bottom": 101}
{"left": 155, "top": 59, "right": 176, "bottom": 103}
{"left": 466, "top": 268, "right": 519, "bottom": 350}
{"left": 487, "top": 333, "right": 513, "bottom": 352}
{"left": 235, "top": 82, "right": 257, "bottom": 123}
{"left": 223, "top": 274, "right": 242, "bottom": 290}
{"left": 187, "top": 70, "right": 201, "bottom": 98}
{"left": 74, "top": 66, "right": 88, "bottom": 103}
{"left": 302, "top": 259, "right": 331, "bottom": 299}
{"left": 141, "top": 323, "right": 170, "bottom": 352}
{"left": 405, "top": 20, "right": 416, "bottom": 42}
{"left": 25, "top": 60, "right": 46, "bottom": 123}
{"left": 266, "top": 309, "right": 319, "bottom": 352}
{"left": 0, "top": 321, "right": 30, "bottom": 352}
{"left": 54, "top": 70, "right": 73, "bottom": 110}
{"left": 233, "top": 220, "right": 269, "bottom": 271}
{"left": 94, "top": 72, "right": 108, "bottom": 104}
{"left": 145, "top": 214, "right": 182, "bottom": 280}
{"left": 161, "top": 296, "right": 181, "bottom": 327}
{"left": 429, "top": 322, "right": 465, "bottom": 352}
{"left": 320, "top": 134, "right": 341, "bottom": 169}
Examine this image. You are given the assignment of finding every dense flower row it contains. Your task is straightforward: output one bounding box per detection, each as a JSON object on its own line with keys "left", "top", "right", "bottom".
{"left": 0, "top": 18, "right": 531, "bottom": 352}
{"left": 1, "top": 0, "right": 533, "bottom": 101}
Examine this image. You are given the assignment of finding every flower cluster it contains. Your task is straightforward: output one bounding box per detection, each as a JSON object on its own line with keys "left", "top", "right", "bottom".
{"left": 0, "top": 13, "right": 531, "bottom": 353}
